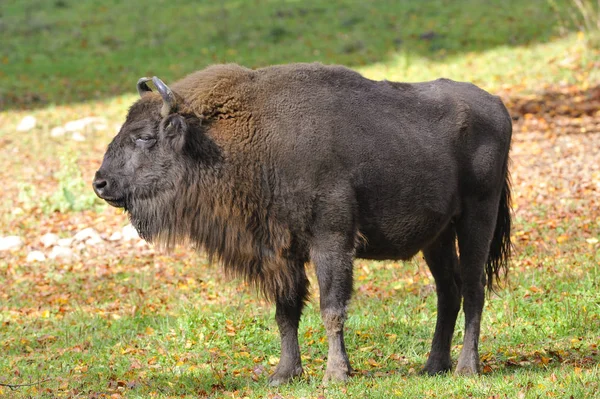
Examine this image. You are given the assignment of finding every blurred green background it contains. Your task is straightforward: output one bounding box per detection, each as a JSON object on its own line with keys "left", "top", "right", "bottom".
{"left": 1, "top": 0, "right": 595, "bottom": 109}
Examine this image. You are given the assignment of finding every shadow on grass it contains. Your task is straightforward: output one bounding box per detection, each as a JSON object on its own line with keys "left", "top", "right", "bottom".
{"left": 0, "top": 0, "right": 579, "bottom": 110}
{"left": 507, "top": 84, "right": 600, "bottom": 119}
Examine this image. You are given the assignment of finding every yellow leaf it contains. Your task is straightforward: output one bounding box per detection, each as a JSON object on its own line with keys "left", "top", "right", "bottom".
{"left": 541, "top": 356, "right": 551, "bottom": 365}
{"left": 145, "top": 326, "right": 155, "bottom": 336}
{"left": 529, "top": 286, "right": 543, "bottom": 293}
{"left": 556, "top": 235, "right": 569, "bottom": 243}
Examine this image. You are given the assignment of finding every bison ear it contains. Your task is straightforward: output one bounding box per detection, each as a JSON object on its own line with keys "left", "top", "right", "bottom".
{"left": 160, "top": 114, "right": 187, "bottom": 152}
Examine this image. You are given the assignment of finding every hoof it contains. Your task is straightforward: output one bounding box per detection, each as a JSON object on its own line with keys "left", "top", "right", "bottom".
{"left": 455, "top": 354, "right": 480, "bottom": 376}
{"left": 421, "top": 357, "right": 452, "bottom": 376}
{"left": 420, "top": 365, "right": 452, "bottom": 376}
{"left": 268, "top": 364, "right": 303, "bottom": 387}
{"left": 322, "top": 366, "right": 352, "bottom": 385}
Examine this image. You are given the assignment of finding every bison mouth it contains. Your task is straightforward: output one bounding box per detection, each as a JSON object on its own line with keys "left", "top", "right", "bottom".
{"left": 104, "top": 197, "right": 126, "bottom": 208}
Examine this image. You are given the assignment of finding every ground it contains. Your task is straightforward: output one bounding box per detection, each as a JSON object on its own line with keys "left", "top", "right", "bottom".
{"left": 0, "top": 1, "right": 599, "bottom": 398}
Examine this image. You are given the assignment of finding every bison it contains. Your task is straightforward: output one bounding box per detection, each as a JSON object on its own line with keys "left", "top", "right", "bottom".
{"left": 93, "top": 63, "right": 512, "bottom": 385}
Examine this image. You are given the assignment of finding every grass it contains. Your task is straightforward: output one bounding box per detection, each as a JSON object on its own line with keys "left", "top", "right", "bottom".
{"left": 0, "top": 0, "right": 595, "bottom": 109}
{"left": 1, "top": 0, "right": 599, "bottom": 398}
{"left": 1, "top": 235, "right": 598, "bottom": 398}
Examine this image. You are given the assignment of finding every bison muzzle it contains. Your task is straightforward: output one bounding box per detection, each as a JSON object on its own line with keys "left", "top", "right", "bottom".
{"left": 93, "top": 63, "right": 512, "bottom": 385}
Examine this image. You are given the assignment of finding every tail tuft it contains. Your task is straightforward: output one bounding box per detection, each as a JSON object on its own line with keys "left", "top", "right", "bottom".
{"left": 486, "top": 167, "right": 512, "bottom": 291}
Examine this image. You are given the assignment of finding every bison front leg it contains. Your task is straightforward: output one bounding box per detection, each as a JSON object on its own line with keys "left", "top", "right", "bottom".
{"left": 268, "top": 267, "right": 308, "bottom": 386}
{"left": 311, "top": 236, "right": 355, "bottom": 384}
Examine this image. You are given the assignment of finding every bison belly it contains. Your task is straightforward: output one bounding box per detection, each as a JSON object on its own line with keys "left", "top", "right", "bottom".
{"left": 353, "top": 162, "right": 460, "bottom": 261}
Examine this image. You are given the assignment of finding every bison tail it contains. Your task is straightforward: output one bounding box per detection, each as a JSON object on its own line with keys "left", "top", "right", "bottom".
{"left": 486, "top": 166, "right": 512, "bottom": 291}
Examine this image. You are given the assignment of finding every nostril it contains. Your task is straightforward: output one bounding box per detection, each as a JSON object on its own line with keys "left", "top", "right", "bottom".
{"left": 93, "top": 178, "right": 108, "bottom": 194}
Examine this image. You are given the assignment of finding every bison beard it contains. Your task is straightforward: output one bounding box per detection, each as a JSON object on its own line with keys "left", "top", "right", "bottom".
{"left": 93, "top": 63, "right": 512, "bottom": 386}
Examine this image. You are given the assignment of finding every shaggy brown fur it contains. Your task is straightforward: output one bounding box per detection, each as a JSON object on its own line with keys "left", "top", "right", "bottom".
{"left": 93, "top": 63, "right": 512, "bottom": 384}
{"left": 131, "top": 70, "right": 305, "bottom": 300}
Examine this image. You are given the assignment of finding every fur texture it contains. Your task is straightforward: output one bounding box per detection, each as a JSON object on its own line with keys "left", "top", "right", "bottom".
{"left": 93, "top": 63, "right": 512, "bottom": 383}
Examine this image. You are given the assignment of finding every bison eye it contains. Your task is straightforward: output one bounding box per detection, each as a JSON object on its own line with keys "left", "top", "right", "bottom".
{"left": 133, "top": 136, "right": 157, "bottom": 149}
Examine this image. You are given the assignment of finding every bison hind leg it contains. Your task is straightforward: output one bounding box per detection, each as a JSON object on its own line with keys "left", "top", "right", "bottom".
{"left": 421, "top": 224, "right": 462, "bottom": 375}
{"left": 454, "top": 194, "right": 503, "bottom": 375}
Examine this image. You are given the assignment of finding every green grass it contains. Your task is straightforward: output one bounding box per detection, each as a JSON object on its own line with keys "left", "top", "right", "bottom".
{"left": 0, "top": 0, "right": 594, "bottom": 109}
{"left": 1, "top": 236, "right": 598, "bottom": 398}
{"left": 1, "top": 0, "right": 599, "bottom": 398}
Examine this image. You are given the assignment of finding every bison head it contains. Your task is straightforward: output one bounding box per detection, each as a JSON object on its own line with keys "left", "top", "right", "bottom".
{"left": 92, "top": 76, "right": 220, "bottom": 239}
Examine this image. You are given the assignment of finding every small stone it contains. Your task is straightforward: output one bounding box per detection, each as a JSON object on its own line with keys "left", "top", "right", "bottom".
{"left": 85, "top": 236, "right": 104, "bottom": 246}
{"left": 71, "top": 132, "right": 85, "bottom": 142}
{"left": 50, "top": 126, "right": 66, "bottom": 137}
{"left": 0, "top": 236, "right": 24, "bottom": 251}
{"left": 122, "top": 224, "right": 140, "bottom": 241}
{"left": 49, "top": 246, "right": 73, "bottom": 260}
{"left": 64, "top": 117, "right": 107, "bottom": 132}
{"left": 74, "top": 227, "right": 100, "bottom": 242}
{"left": 108, "top": 231, "right": 123, "bottom": 241}
{"left": 16, "top": 115, "right": 36, "bottom": 132}
{"left": 40, "top": 233, "right": 59, "bottom": 248}
{"left": 57, "top": 238, "right": 73, "bottom": 247}
{"left": 26, "top": 250, "right": 46, "bottom": 262}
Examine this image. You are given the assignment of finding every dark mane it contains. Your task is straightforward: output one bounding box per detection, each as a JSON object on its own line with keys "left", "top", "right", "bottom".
{"left": 127, "top": 111, "right": 300, "bottom": 301}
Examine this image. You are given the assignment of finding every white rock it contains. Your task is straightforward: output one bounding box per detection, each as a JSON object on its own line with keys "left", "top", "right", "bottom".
{"left": 64, "top": 117, "right": 107, "bottom": 132}
{"left": 0, "top": 236, "right": 24, "bottom": 251}
{"left": 122, "top": 224, "right": 140, "bottom": 241}
{"left": 40, "top": 233, "right": 59, "bottom": 248}
{"left": 85, "top": 236, "right": 104, "bottom": 246}
{"left": 57, "top": 238, "right": 73, "bottom": 247}
{"left": 50, "top": 126, "right": 66, "bottom": 137}
{"left": 108, "top": 231, "right": 123, "bottom": 241}
{"left": 49, "top": 246, "right": 73, "bottom": 260}
{"left": 26, "top": 250, "right": 46, "bottom": 262}
{"left": 71, "top": 132, "right": 85, "bottom": 142}
{"left": 16, "top": 115, "right": 36, "bottom": 132}
{"left": 74, "top": 227, "right": 100, "bottom": 242}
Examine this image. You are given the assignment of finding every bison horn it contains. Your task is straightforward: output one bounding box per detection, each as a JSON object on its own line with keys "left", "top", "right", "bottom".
{"left": 137, "top": 77, "right": 153, "bottom": 97}
{"left": 152, "top": 76, "right": 177, "bottom": 117}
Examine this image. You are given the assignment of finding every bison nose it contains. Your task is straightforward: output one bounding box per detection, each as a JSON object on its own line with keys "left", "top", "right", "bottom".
{"left": 92, "top": 176, "right": 109, "bottom": 198}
